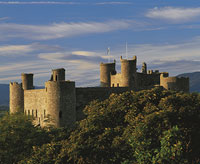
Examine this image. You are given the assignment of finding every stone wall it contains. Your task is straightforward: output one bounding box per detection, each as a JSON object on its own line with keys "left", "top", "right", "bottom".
{"left": 137, "top": 72, "right": 160, "bottom": 89}
{"left": 76, "top": 87, "right": 130, "bottom": 121}
{"left": 110, "top": 73, "right": 122, "bottom": 87}
{"left": 24, "top": 89, "right": 46, "bottom": 126}
{"left": 160, "top": 76, "right": 189, "bottom": 92}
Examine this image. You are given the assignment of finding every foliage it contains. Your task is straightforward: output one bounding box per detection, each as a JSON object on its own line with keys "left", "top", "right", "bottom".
{"left": 64, "top": 88, "right": 200, "bottom": 163}
{"left": 1, "top": 88, "right": 200, "bottom": 164}
{"left": 0, "top": 113, "right": 50, "bottom": 164}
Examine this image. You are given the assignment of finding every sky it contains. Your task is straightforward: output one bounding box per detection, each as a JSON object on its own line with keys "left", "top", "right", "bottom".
{"left": 1, "top": 0, "right": 200, "bottom": 86}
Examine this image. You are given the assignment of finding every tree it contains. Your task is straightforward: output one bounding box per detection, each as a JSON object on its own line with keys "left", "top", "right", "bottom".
{"left": 0, "top": 113, "right": 50, "bottom": 164}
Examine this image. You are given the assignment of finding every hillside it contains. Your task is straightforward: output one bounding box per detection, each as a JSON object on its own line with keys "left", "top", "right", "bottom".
{"left": 177, "top": 72, "right": 200, "bottom": 92}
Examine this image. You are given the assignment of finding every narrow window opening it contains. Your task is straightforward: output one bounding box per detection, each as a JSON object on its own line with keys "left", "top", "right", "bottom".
{"left": 32, "top": 110, "right": 34, "bottom": 116}
{"left": 46, "top": 87, "right": 47, "bottom": 92}
{"left": 44, "top": 110, "right": 46, "bottom": 118}
{"left": 59, "top": 111, "right": 62, "bottom": 118}
{"left": 112, "top": 84, "right": 114, "bottom": 87}
{"left": 117, "top": 83, "right": 119, "bottom": 87}
{"left": 36, "top": 110, "right": 37, "bottom": 118}
{"left": 28, "top": 110, "right": 30, "bottom": 115}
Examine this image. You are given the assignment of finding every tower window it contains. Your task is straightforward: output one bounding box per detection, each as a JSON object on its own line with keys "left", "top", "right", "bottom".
{"left": 59, "top": 111, "right": 62, "bottom": 118}
{"left": 36, "top": 110, "right": 37, "bottom": 118}
{"left": 28, "top": 110, "right": 30, "bottom": 116}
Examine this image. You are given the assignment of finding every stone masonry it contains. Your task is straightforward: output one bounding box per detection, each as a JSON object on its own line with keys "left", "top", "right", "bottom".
{"left": 10, "top": 56, "right": 189, "bottom": 128}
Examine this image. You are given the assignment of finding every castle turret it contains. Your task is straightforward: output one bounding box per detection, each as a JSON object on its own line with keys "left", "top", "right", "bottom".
{"left": 21, "top": 73, "right": 34, "bottom": 90}
{"left": 100, "top": 62, "right": 116, "bottom": 87}
{"left": 120, "top": 56, "right": 137, "bottom": 88}
{"left": 141, "top": 62, "right": 147, "bottom": 74}
{"left": 52, "top": 68, "right": 65, "bottom": 81}
{"left": 9, "top": 82, "right": 24, "bottom": 114}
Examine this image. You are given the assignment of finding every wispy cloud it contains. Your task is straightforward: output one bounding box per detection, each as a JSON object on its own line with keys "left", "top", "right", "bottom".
{"left": 0, "top": 43, "right": 62, "bottom": 56}
{"left": 2, "top": 37, "right": 200, "bottom": 86}
{"left": 0, "top": 1, "right": 81, "bottom": 5}
{"left": 0, "top": 17, "right": 9, "bottom": 21}
{"left": 0, "top": 1, "right": 132, "bottom": 5}
{"left": 96, "top": 2, "right": 133, "bottom": 5}
{"left": 146, "top": 7, "right": 200, "bottom": 22}
{"left": 0, "top": 20, "right": 131, "bottom": 40}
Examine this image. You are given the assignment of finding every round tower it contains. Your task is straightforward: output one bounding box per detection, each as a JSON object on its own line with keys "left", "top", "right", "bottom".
{"left": 120, "top": 56, "right": 137, "bottom": 88}
{"left": 21, "top": 73, "right": 34, "bottom": 90}
{"left": 9, "top": 82, "right": 24, "bottom": 114}
{"left": 100, "top": 62, "right": 116, "bottom": 87}
{"left": 45, "top": 81, "right": 76, "bottom": 128}
{"left": 52, "top": 68, "right": 65, "bottom": 81}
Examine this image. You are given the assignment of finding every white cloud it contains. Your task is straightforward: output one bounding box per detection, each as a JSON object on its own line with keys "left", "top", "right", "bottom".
{"left": 0, "top": 1, "right": 132, "bottom": 5}
{"left": 0, "top": 17, "right": 9, "bottom": 21}
{"left": 96, "top": 2, "right": 133, "bottom": 5}
{"left": 0, "top": 43, "right": 62, "bottom": 56}
{"left": 0, "top": 1, "right": 80, "bottom": 5}
{"left": 3, "top": 37, "right": 200, "bottom": 86}
{"left": 0, "top": 20, "right": 131, "bottom": 40}
{"left": 72, "top": 51, "right": 98, "bottom": 57}
{"left": 146, "top": 7, "right": 200, "bottom": 22}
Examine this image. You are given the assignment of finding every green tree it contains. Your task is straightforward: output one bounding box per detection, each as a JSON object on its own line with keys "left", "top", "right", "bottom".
{"left": 0, "top": 113, "right": 50, "bottom": 164}
{"left": 17, "top": 88, "right": 200, "bottom": 164}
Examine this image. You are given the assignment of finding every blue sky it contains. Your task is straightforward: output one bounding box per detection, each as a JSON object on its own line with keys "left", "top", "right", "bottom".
{"left": 1, "top": 0, "right": 200, "bottom": 86}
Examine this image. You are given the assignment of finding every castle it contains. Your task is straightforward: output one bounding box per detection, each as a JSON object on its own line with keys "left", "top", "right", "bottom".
{"left": 9, "top": 56, "right": 189, "bottom": 128}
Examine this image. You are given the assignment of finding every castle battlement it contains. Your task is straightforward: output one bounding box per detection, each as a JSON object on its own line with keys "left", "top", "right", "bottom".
{"left": 10, "top": 56, "right": 190, "bottom": 128}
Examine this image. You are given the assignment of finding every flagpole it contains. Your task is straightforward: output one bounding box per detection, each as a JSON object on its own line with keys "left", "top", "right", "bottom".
{"left": 107, "top": 47, "right": 110, "bottom": 63}
{"left": 126, "top": 42, "right": 128, "bottom": 59}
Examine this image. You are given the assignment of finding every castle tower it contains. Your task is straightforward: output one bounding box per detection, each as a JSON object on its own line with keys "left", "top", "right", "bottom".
{"left": 100, "top": 62, "right": 116, "bottom": 87}
{"left": 52, "top": 68, "right": 65, "bottom": 81}
{"left": 21, "top": 73, "right": 34, "bottom": 90}
{"left": 45, "top": 69, "right": 76, "bottom": 128}
{"left": 120, "top": 56, "right": 137, "bottom": 88}
{"left": 9, "top": 82, "right": 24, "bottom": 114}
{"left": 141, "top": 62, "right": 147, "bottom": 74}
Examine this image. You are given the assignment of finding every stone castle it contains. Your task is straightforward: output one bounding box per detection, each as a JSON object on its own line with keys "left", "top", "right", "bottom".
{"left": 9, "top": 56, "right": 189, "bottom": 128}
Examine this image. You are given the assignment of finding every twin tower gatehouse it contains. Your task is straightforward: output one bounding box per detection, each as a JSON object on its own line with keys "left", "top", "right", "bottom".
{"left": 10, "top": 56, "right": 189, "bottom": 128}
